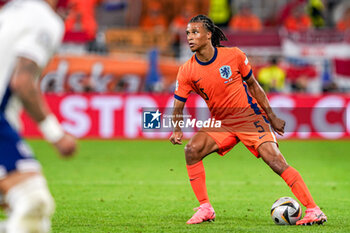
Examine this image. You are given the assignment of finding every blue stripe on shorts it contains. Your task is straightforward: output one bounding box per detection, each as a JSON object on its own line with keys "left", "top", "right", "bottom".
{"left": 0, "top": 114, "right": 40, "bottom": 178}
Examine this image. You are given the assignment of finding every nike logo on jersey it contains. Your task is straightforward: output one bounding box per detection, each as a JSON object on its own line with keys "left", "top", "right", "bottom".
{"left": 259, "top": 134, "right": 267, "bottom": 139}
{"left": 189, "top": 177, "right": 199, "bottom": 181}
{"left": 193, "top": 78, "right": 202, "bottom": 84}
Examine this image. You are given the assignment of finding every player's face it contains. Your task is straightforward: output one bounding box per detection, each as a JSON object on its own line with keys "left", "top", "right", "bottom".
{"left": 186, "top": 22, "right": 211, "bottom": 52}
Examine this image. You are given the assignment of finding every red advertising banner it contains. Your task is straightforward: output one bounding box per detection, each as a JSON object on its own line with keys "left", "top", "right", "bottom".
{"left": 21, "top": 94, "right": 350, "bottom": 139}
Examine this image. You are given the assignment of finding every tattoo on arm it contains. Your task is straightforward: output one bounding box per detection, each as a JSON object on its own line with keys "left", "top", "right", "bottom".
{"left": 15, "top": 57, "right": 41, "bottom": 79}
{"left": 11, "top": 57, "right": 48, "bottom": 123}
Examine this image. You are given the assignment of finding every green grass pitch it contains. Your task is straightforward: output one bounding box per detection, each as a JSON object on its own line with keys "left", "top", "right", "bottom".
{"left": 1, "top": 139, "right": 350, "bottom": 232}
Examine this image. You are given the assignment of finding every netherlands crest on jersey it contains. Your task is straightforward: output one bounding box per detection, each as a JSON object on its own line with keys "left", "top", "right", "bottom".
{"left": 219, "top": 66, "right": 232, "bottom": 80}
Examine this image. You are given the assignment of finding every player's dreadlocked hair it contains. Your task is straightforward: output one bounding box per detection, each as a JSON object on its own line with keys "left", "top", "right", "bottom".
{"left": 189, "top": 15, "right": 228, "bottom": 47}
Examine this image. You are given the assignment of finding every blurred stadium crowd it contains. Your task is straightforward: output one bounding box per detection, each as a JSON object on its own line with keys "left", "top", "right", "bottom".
{"left": 2, "top": 0, "right": 350, "bottom": 94}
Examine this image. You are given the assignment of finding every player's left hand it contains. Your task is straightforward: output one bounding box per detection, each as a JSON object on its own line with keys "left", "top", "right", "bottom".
{"left": 54, "top": 133, "right": 77, "bottom": 157}
{"left": 270, "top": 116, "right": 285, "bottom": 136}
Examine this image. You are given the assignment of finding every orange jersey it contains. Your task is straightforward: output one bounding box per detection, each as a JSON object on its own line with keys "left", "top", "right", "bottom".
{"left": 175, "top": 47, "right": 261, "bottom": 120}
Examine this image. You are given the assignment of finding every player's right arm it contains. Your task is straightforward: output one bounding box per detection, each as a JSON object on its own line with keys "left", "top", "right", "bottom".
{"left": 169, "top": 99, "right": 185, "bottom": 145}
{"left": 169, "top": 65, "right": 192, "bottom": 145}
{"left": 10, "top": 57, "right": 76, "bottom": 157}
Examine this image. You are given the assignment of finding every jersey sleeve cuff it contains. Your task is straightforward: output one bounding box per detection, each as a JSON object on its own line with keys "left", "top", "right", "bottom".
{"left": 242, "top": 69, "right": 253, "bottom": 81}
{"left": 174, "top": 94, "right": 187, "bottom": 102}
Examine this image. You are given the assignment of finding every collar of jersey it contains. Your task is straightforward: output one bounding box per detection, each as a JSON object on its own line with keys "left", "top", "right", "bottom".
{"left": 195, "top": 47, "right": 218, "bottom": 66}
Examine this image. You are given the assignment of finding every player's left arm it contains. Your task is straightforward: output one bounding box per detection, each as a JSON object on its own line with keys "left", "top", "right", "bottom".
{"left": 10, "top": 57, "right": 76, "bottom": 156}
{"left": 245, "top": 75, "right": 285, "bottom": 136}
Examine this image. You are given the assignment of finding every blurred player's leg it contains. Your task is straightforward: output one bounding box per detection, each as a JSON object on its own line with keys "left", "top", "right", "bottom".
{"left": 258, "top": 142, "right": 327, "bottom": 225}
{"left": 1, "top": 172, "right": 54, "bottom": 233}
{"left": 185, "top": 132, "right": 218, "bottom": 224}
{"left": 0, "top": 116, "right": 55, "bottom": 233}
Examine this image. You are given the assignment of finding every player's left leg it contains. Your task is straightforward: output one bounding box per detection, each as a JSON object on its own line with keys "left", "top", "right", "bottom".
{"left": 258, "top": 142, "right": 327, "bottom": 225}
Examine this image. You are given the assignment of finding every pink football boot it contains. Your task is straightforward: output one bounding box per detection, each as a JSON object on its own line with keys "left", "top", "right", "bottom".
{"left": 186, "top": 203, "right": 216, "bottom": 224}
{"left": 296, "top": 206, "right": 327, "bottom": 225}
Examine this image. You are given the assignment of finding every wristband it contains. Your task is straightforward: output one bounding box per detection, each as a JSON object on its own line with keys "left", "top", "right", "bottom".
{"left": 38, "top": 115, "right": 64, "bottom": 143}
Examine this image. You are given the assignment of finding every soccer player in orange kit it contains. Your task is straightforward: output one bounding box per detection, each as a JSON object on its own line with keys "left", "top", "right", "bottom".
{"left": 169, "top": 15, "right": 327, "bottom": 225}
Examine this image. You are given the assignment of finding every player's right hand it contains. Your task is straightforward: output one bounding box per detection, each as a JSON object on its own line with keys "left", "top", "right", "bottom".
{"left": 53, "top": 133, "right": 77, "bottom": 157}
{"left": 169, "top": 131, "right": 183, "bottom": 145}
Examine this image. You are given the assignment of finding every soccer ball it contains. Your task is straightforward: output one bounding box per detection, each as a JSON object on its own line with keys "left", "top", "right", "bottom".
{"left": 271, "top": 197, "right": 302, "bottom": 225}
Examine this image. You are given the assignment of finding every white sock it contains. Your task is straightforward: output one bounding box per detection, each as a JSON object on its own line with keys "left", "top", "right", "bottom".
{"left": 4, "top": 175, "right": 55, "bottom": 233}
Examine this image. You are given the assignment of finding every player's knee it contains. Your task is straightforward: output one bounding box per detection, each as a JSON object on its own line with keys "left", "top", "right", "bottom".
{"left": 5, "top": 175, "right": 55, "bottom": 233}
{"left": 184, "top": 143, "right": 203, "bottom": 163}
{"left": 184, "top": 142, "right": 201, "bottom": 157}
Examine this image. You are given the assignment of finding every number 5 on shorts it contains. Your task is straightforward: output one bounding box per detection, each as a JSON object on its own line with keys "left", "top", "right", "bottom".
{"left": 254, "top": 121, "right": 265, "bottom": 133}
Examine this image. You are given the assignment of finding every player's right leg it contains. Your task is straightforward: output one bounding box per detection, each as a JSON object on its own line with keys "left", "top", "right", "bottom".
{"left": 184, "top": 131, "right": 219, "bottom": 224}
{"left": 185, "top": 131, "right": 220, "bottom": 165}
{"left": 0, "top": 116, "right": 55, "bottom": 233}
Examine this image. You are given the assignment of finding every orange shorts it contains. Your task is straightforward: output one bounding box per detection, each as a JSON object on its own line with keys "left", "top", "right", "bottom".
{"left": 203, "top": 114, "right": 277, "bottom": 158}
